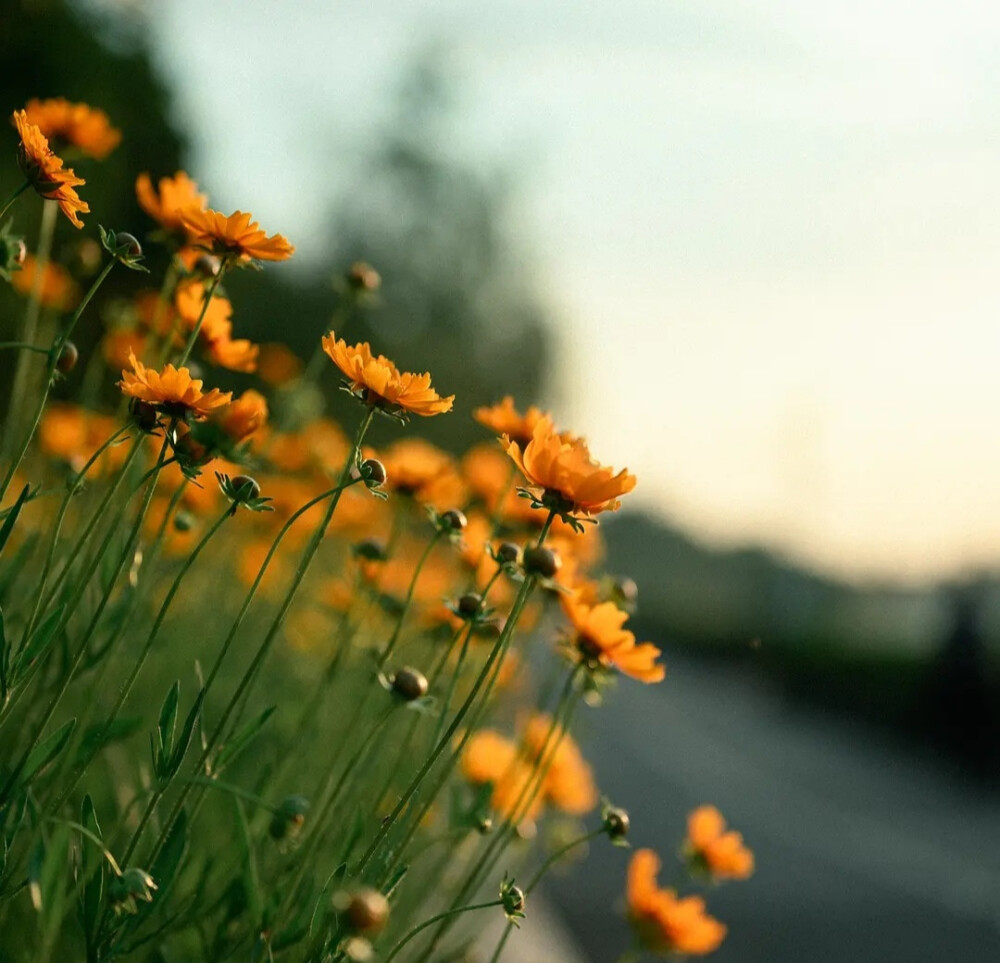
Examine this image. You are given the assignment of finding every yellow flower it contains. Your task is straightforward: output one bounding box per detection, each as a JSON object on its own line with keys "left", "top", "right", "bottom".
{"left": 12, "top": 110, "right": 89, "bottom": 228}
{"left": 561, "top": 596, "right": 664, "bottom": 683}
{"left": 503, "top": 416, "right": 636, "bottom": 517}
{"left": 215, "top": 390, "right": 269, "bottom": 442}
{"left": 135, "top": 171, "right": 208, "bottom": 234}
{"left": 119, "top": 351, "right": 232, "bottom": 420}
{"left": 23, "top": 98, "right": 121, "bottom": 159}
{"left": 474, "top": 396, "right": 548, "bottom": 445}
{"left": 685, "top": 806, "right": 754, "bottom": 881}
{"left": 321, "top": 335, "right": 454, "bottom": 418}
{"left": 179, "top": 207, "right": 294, "bottom": 262}
{"left": 627, "top": 849, "right": 727, "bottom": 956}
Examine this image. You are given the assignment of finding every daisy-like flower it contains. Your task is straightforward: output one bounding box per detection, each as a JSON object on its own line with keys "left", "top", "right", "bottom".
{"left": 10, "top": 254, "right": 80, "bottom": 311}
{"left": 503, "top": 416, "right": 636, "bottom": 519}
{"left": 23, "top": 98, "right": 121, "bottom": 159}
{"left": 135, "top": 171, "right": 208, "bottom": 235}
{"left": 474, "top": 396, "right": 548, "bottom": 445}
{"left": 179, "top": 206, "right": 294, "bottom": 262}
{"left": 215, "top": 390, "right": 269, "bottom": 443}
{"left": 321, "top": 334, "right": 454, "bottom": 418}
{"left": 119, "top": 350, "right": 231, "bottom": 420}
{"left": 627, "top": 849, "right": 727, "bottom": 957}
{"left": 685, "top": 806, "right": 754, "bottom": 881}
{"left": 12, "top": 110, "right": 90, "bottom": 228}
{"left": 561, "top": 596, "right": 664, "bottom": 683}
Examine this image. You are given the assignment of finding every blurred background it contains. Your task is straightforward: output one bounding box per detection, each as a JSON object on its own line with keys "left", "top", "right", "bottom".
{"left": 2, "top": 0, "right": 1000, "bottom": 958}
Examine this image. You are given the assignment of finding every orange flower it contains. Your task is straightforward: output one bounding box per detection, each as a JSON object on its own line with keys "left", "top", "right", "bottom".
{"left": 207, "top": 336, "right": 259, "bottom": 373}
{"left": 522, "top": 714, "right": 598, "bottom": 816}
{"left": 174, "top": 280, "right": 233, "bottom": 344}
{"left": 627, "top": 849, "right": 727, "bottom": 956}
{"left": 503, "top": 416, "right": 636, "bottom": 517}
{"left": 119, "top": 351, "right": 231, "bottom": 420}
{"left": 38, "top": 404, "right": 122, "bottom": 476}
{"left": 215, "top": 390, "right": 269, "bottom": 443}
{"left": 10, "top": 255, "right": 80, "bottom": 311}
{"left": 179, "top": 207, "right": 294, "bottom": 262}
{"left": 12, "top": 110, "right": 89, "bottom": 228}
{"left": 686, "top": 806, "right": 754, "bottom": 881}
{"left": 561, "top": 597, "right": 664, "bottom": 683}
{"left": 23, "top": 98, "right": 120, "bottom": 159}
{"left": 474, "top": 396, "right": 548, "bottom": 445}
{"left": 321, "top": 335, "right": 454, "bottom": 418}
{"left": 135, "top": 171, "right": 208, "bottom": 234}
{"left": 256, "top": 342, "right": 303, "bottom": 386}
{"left": 461, "top": 730, "right": 544, "bottom": 823}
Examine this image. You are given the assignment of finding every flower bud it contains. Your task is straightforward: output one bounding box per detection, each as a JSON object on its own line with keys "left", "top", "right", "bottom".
{"left": 129, "top": 398, "right": 159, "bottom": 432}
{"left": 194, "top": 254, "right": 221, "bottom": 277}
{"left": 115, "top": 232, "right": 142, "bottom": 259}
{"left": 501, "top": 882, "right": 525, "bottom": 918}
{"left": 231, "top": 475, "right": 261, "bottom": 502}
{"left": 439, "top": 508, "right": 467, "bottom": 532}
{"left": 613, "top": 577, "right": 639, "bottom": 606}
{"left": 361, "top": 457, "right": 387, "bottom": 487}
{"left": 496, "top": 542, "right": 521, "bottom": 566}
{"left": 353, "top": 538, "right": 387, "bottom": 562}
{"left": 603, "top": 805, "right": 630, "bottom": 841}
{"left": 522, "top": 545, "right": 561, "bottom": 579}
{"left": 108, "top": 867, "right": 157, "bottom": 915}
{"left": 390, "top": 666, "right": 429, "bottom": 702}
{"left": 55, "top": 341, "right": 78, "bottom": 374}
{"left": 457, "top": 593, "right": 482, "bottom": 618}
{"left": 347, "top": 261, "right": 380, "bottom": 293}
{"left": 269, "top": 794, "right": 310, "bottom": 840}
{"left": 173, "top": 509, "right": 195, "bottom": 533}
{"left": 13, "top": 238, "right": 26, "bottom": 266}
{"left": 343, "top": 888, "right": 389, "bottom": 935}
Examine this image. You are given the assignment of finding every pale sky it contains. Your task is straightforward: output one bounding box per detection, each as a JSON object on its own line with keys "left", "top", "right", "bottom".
{"left": 140, "top": 0, "right": 1000, "bottom": 584}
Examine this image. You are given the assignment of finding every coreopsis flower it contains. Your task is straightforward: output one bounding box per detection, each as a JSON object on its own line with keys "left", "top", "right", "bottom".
{"left": 178, "top": 206, "right": 295, "bottom": 263}
{"left": 522, "top": 714, "right": 598, "bottom": 816}
{"left": 216, "top": 390, "right": 269, "bottom": 443}
{"left": 461, "top": 730, "right": 544, "bottom": 823}
{"left": 23, "top": 98, "right": 121, "bottom": 159}
{"left": 256, "top": 342, "right": 303, "bottom": 385}
{"left": 38, "top": 404, "right": 122, "bottom": 476}
{"left": 561, "top": 596, "right": 664, "bottom": 683}
{"left": 119, "top": 351, "right": 232, "bottom": 420}
{"left": 207, "top": 335, "right": 258, "bottom": 373}
{"left": 503, "top": 416, "right": 636, "bottom": 520}
{"left": 102, "top": 329, "right": 147, "bottom": 369}
{"left": 321, "top": 335, "right": 454, "bottom": 418}
{"left": 10, "top": 254, "right": 80, "bottom": 311}
{"left": 474, "top": 396, "right": 548, "bottom": 445}
{"left": 376, "top": 438, "right": 467, "bottom": 507}
{"left": 174, "top": 279, "right": 258, "bottom": 372}
{"left": 12, "top": 110, "right": 89, "bottom": 228}
{"left": 627, "top": 849, "right": 727, "bottom": 956}
{"left": 685, "top": 806, "right": 754, "bottom": 881}
{"left": 135, "top": 171, "right": 208, "bottom": 234}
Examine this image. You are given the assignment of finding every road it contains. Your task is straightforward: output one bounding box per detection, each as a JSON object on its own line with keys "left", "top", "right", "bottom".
{"left": 536, "top": 654, "right": 1000, "bottom": 962}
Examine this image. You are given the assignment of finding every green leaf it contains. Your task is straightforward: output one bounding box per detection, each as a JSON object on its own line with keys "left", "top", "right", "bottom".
{"left": 214, "top": 706, "right": 275, "bottom": 773}
{"left": 18, "top": 718, "right": 76, "bottom": 790}
{"left": 0, "top": 485, "right": 29, "bottom": 559}
{"left": 168, "top": 689, "right": 204, "bottom": 776}
{"left": 13, "top": 605, "right": 65, "bottom": 683}
{"left": 147, "top": 808, "right": 188, "bottom": 906}
{"left": 79, "top": 795, "right": 105, "bottom": 942}
{"left": 156, "top": 681, "right": 181, "bottom": 764}
{"left": 0, "top": 605, "right": 8, "bottom": 701}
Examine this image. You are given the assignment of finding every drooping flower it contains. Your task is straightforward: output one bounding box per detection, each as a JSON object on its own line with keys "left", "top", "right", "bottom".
{"left": 321, "top": 335, "right": 454, "bottom": 418}
{"left": 23, "top": 98, "right": 121, "bottom": 159}
{"left": 503, "top": 416, "right": 636, "bottom": 518}
{"left": 178, "top": 207, "right": 294, "bottom": 262}
{"left": 561, "top": 596, "right": 664, "bottom": 683}
{"left": 627, "top": 849, "right": 727, "bottom": 956}
{"left": 135, "top": 171, "right": 208, "bottom": 235}
{"left": 119, "top": 351, "right": 231, "bottom": 420}
{"left": 685, "top": 806, "right": 754, "bottom": 881}
{"left": 12, "top": 110, "right": 89, "bottom": 228}
{"left": 10, "top": 254, "right": 80, "bottom": 311}
{"left": 474, "top": 396, "right": 548, "bottom": 445}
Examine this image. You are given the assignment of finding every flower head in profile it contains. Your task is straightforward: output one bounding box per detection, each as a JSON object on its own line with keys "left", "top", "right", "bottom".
{"left": 215, "top": 390, "right": 269, "bottom": 443}
{"left": 474, "top": 396, "right": 548, "bottom": 445}
{"left": 321, "top": 334, "right": 454, "bottom": 419}
{"left": 136, "top": 171, "right": 208, "bottom": 235}
{"left": 503, "top": 416, "right": 636, "bottom": 525}
{"left": 23, "top": 98, "right": 121, "bottom": 159}
{"left": 179, "top": 206, "right": 294, "bottom": 263}
{"left": 12, "top": 110, "right": 89, "bottom": 228}
{"left": 627, "top": 849, "right": 727, "bottom": 956}
{"left": 561, "top": 596, "right": 664, "bottom": 683}
{"left": 119, "top": 351, "right": 231, "bottom": 420}
{"left": 685, "top": 806, "right": 754, "bottom": 881}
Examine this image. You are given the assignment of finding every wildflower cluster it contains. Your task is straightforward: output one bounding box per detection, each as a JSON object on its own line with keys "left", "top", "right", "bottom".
{"left": 0, "top": 96, "right": 752, "bottom": 963}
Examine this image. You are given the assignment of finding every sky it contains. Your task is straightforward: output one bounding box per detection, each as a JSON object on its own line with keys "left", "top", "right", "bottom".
{"left": 138, "top": 0, "right": 1000, "bottom": 584}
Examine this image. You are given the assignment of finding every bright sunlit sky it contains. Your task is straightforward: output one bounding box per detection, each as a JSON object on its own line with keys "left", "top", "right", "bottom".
{"left": 139, "top": 0, "right": 1000, "bottom": 585}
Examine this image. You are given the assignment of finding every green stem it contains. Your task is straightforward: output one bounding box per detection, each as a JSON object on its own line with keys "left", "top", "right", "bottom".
{"left": 175, "top": 260, "right": 226, "bottom": 366}
{"left": 382, "top": 899, "right": 503, "bottom": 963}
{"left": 0, "top": 180, "right": 30, "bottom": 221}
{"left": 0, "top": 256, "right": 117, "bottom": 501}
{"left": 0, "top": 342, "right": 49, "bottom": 354}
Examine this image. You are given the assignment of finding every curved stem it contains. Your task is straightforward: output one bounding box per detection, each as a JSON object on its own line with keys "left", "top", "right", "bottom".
{"left": 382, "top": 899, "right": 502, "bottom": 963}
{"left": 175, "top": 260, "right": 226, "bottom": 366}
{"left": 0, "top": 180, "right": 30, "bottom": 221}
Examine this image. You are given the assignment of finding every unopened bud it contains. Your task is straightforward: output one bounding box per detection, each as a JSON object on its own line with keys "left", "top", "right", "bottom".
{"left": 603, "top": 805, "right": 630, "bottom": 841}
{"left": 129, "top": 398, "right": 159, "bottom": 432}
{"left": 496, "top": 542, "right": 521, "bottom": 566}
{"left": 116, "top": 232, "right": 142, "bottom": 258}
{"left": 390, "top": 666, "right": 428, "bottom": 702}
{"left": 361, "top": 457, "right": 387, "bottom": 487}
{"left": 55, "top": 341, "right": 78, "bottom": 374}
{"left": 354, "top": 538, "right": 387, "bottom": 562}
{"left": 439, "top": 508, "right": 467, "bottom": 532}
{"left": 522, "top": 545, "right": 561, "bottom": 579}
{"left": 347, "top": 261, "right": 380, "bottom": 293}
{"left": 269, "top": 794, "right": 310, "bottom": 840}
{"left": 457, "top": 593, "right": 482, "bottom": 618}
{"left": 173, "top": 510, "right": 195, "bottom": 533}
{"left": 231, "top": 475, "right": 261, "bottom": 502}
{"left": 13, "top": 238, "right": 27, "bottom": 266}
{"left": 501, "top": 882, "right": 525, "bottom": 917}
{"left": 343, "top": 888, "right": 389, "bottom": 935}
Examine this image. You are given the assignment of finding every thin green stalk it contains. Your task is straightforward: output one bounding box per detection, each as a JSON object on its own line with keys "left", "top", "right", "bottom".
{"left": 0, "top": 342, "right": 49, "bottom": 354}
{"left": 142, "top": 408, "right": 375, "bottom": 868}
{"left": 382, "top": 899, "right": 503, "bottom": 963}
{"left": 175, "top": 260, "right": 226, "bottom": 366}
{"left": 1, "top": 256, "right": 117, "bottom": 500}
{"left": 0, "top": 179, "right": 30, "bottom": 221}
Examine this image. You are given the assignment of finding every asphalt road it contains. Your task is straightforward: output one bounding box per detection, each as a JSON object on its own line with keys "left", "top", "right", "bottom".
{"left": 539, "top": 654, "right": 1000, "bottom": 962}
